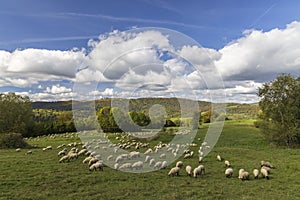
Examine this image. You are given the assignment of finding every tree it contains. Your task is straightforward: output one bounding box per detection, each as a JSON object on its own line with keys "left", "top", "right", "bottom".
{"left": 0, "top": 93, "right": 34, "bottom": 136}
{"left": 258, "top": 74, "right": 300, "bottom": 147}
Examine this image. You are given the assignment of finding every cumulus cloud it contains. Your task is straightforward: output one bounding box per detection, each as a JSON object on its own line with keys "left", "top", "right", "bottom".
{"left": 215, "top": 21, "right": 300, "bottom": 82}
{"left": 45, "top": 84, "right": 72, "bottom": 94}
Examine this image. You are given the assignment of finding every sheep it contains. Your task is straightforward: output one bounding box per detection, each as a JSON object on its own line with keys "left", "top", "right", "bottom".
{"left": 89, "top": 162, "right": 104, "bottom": 171}
{"left": 168, "top": 166, "right": 180, "bottom": 176}
{"left": 193, "top": 165, "right": 205, "bottom": 178}
{"left": 26, "top": 150, "right": 32, "bottom": 155}
{"left": 119, "top": 163, "right": 132, "bottom": 170}
{"left": 225, "top": 168, "right": 233, "bottom": 178}
{"left": 144, "top": 155, "right": 151, "bottom": 163}
{"left": 184, "top": 151, "right": 194, "bottom": 159}
{"left": 238, "top": 169, "right": 249, "bottom": 181}
{"left": 114, "top": 163, "right": 120, "bottom": 170}
{"left": 107, "top": 155, "right": 113, "bottom": 161}
{"left": 261, "top": 167, "right": 270, "bottom": 180}
{"left": 186, "top": 165, "right": 192, "bottom": 176}
{"left": 217, "top": 155, "right": 222, "bottom": 161}
{"left": 261, "top": 166, "right": 271, "bottom": 174}
{"left": 132, "top": 161, "right": 143, "bottom": 170}
{"left": 59, "top": 155, "right": 69, "bottom": 163}
{"left": 83, "top": 156, "right": 93, "bottom": 164}
{"left": 161, "top": 161, "right": 168, "bottom": 169}
{"left": 129, "top": 151, "right": 140, "bottom": 159}
{"left": 154, "top": 161, "right": 162, "bottom": 169}
{"left": 16, "top": 148, "right": 21, "bottom": 152}
{"left": 224, "top": 160, "right": 230, "bottom": 167}
{"left": 78, "top": 149, "right": 88, "bottom": 156}
{"left": 176, "top": 161, "right": 183, "bottom": 168}
{"left": 68, "top": 152, "right": 78, "bottom": 160}
{"left": 261, "top": 160, "right": 274, "bottom": 168}
{"left": 199, "top": 156, "right": 203, "bottom": 163}
{"left": 160, "top": 153, "right": 166, "bottom": 159}
{"left": 253, "top": 169, "right": 259, "bottom": 179}
{"left": 144, "top": 148, "right": 152, "bottom": 155}
{"left": 58, "top": 149, "right": 67, "bottom": 156}
{"left": 88, "top": 158, "right": 99, "bottom": 166}
{"left": 149, "top": 158, "right": 156, "bottom": 167}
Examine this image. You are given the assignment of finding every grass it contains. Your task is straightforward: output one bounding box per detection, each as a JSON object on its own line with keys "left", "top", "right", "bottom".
{"left": 1, "top": 121, "right": 300, "bottom": 200}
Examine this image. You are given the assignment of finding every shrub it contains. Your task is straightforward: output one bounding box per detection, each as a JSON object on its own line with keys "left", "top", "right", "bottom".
{"left": 0, "top": 133, "right": 31, "bottom": 149}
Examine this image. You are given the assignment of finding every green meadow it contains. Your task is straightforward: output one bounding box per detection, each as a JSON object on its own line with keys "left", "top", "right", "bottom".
{"left": 1, "top": 120, "right": 299, "bottom": 200}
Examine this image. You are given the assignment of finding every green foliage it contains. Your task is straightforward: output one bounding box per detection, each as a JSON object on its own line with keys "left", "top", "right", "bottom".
{"left": 129, "top": 111, "right": 151, "bottom": 127}
{"left": 0, "top": 93, "right": 34, "bottom": 136}
{"left": 258, "top": 74, "right": 300, "bottom": 147}
{"left": 0, "top": 133, "right": 30, "bottom": 149}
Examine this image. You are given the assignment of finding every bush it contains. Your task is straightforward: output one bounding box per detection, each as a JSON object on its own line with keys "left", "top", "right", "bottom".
{"left": 0, "top": 133, "right": 31, "bottom": 149}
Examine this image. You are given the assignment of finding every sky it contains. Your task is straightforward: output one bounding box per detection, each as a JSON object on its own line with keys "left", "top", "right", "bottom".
{"left": 1, "top": 0, "right": 300, "bottom": 103}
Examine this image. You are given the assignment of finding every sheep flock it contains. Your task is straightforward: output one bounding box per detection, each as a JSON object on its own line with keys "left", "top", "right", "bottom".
{"left": 18, "top": 131, "right": 276, "bottom": 182}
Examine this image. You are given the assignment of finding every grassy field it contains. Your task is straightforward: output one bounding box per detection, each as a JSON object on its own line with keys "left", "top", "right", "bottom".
{"left": 1, "top": 121, "right": 300, "bottom": 200}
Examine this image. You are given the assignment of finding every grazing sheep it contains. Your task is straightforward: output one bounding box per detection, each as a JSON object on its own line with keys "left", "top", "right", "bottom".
{"left": 132, "top": 161, "right": 143, "bottom": 170}
{"left": 261, "top": 166, "right": 271, "bottom": 174}
{"left": 68, "top": 152, "right": 78, "bottom": 160}
{"left": 154, "top": 161, "right": 162, "bottom": 169}
{"left": 160, "top": 153, "right": 166, "bottom": 159}
{"left": 261, "top": 160, "right": 274, "bottom": 168}
{"left": 144, "top": 155, "right": 151, "bottom": 163}
{"left": 26, "top": 150, "right": 32, "bottom": 155}
{"left": 88, "top": 158, "right": 99, "bottom": 166}
{"left": 217, "top": 155, "right": 222, "bottom": 161}
{"left": 144, "top": 148, "right": 153, "bottom": 155}
{"left": 16, "top": 148, "right": 21, "bottom": 152}
{"left": 83, "top": 156, "right": 93, "bottom": 164}
{"left": 199, "top": 156, "right": 203, "bottom": 163}
{"left": 186, "top": 165, "right": 192, "bottom": 176}
{"left": 129, "top": 151, "right": 140, "bottom": 159}
{"left": 224, "top": 160, "right": 230, "bottom": 167}
{"left": 89, "top": 162, "right": 104, "bottom": 171}
{"left": 107, "top": 155, "right": 113, "bottom": 161}
{"left": 253, "top": 169, "right": 259, "bottom": 179}
{"left": 184, "top": 151, "right": 194, "bottom": 159}
{"left": 149, "top": 158, "right": 156, "bottom": 167}
{"left": 161, "top": 161, "right": 168, "bottom": 169}
{"left": 114, "top": 163, "right": 120, "bottom": 170}
{"left": 176, "top": 161, "right": 183, "bottom": 168}
{"left": 261, "top": 167, "right": 270, "bottom": 180}
{"left": 193, "top": 165, "right": 205, "bottom": 178}
{"left": 168, "top": 166, "right": 180, "bottom": 176}
{"left": 119, "top": 163, "right": 132, "bottom": 170}
{"left": 238, "top": 169, "right": 249, "bottom": 181}
{"left": 225, "top": 168, "right": 233, "bottom": 178}
{"left": 78, "top": 149, "right": 88, "bottom": 156}
{"left": 59, "top": 155, "right": 69, "bottom": 163}
{"left": 58, "top": 149, "right": 67, "bottom": 156}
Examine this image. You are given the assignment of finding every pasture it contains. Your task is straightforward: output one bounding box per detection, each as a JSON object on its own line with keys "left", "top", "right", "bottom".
{"left": 1, "top": 121, "right": 299, "bottom": 200}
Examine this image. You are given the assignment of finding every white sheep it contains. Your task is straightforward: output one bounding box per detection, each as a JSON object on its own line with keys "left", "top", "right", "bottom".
{"left": 26, "top": 150, "right": 32, "bottom": 155}
{"left": 154, "top": 161, "right": 162, "bottom": 169}
{"left": 107, "top": 155, "right": 113, "bottom": 161}
{"left": 168, "top": 166, "right": 180, "bottom": 176}
{"left": 144, "top": 148, "right": 153, "bottom": 155}
{"left": 225, "top": 168, "right": 233, "bottom": 178}
{"left": 78, "top": 149, "right": 88, "bottom": 156}
{"left": 58, "top": 149, "right": 67, "bottom": 156}
{"left": 160, "top": 153, "right": 166, "bottom": 159}
{"left": 129, "top": 151, "right": 140, "bottom": 159}
{"left": 224, "top": 160, "right": 230, "bottom": 167}
{"left": 59, "top": 155, "right": 69, "bottom": 163}
{"left": 186, "top": 165, "right": 192, "bottom": 176}
{"left": 16, "top": 148, "right": 21, "bottom": 152}
{"left": 261, "top": 167, "right": 270, "bottom": 180}
{"left": 176, "top": 161, "right": 183, "bottom": 168}
{"left": 149, "top": 158, "right": 156, "bottom": 166}
{"left": 83, "top": 156, "right": 93, "bottom": 164}
{"left": 132, "top": 161, "right": 143, "bottom": 170}
{"left": 119, "top": 163, "right": 132, "bottom": 170}
{"left": 238, "top": 169, "right": 250, "bottom": 181}
{"left": 68, "top": 152, "right": 78, "bottom": 160}
{"left": 217, "top": 155, "right": 222, "bottom": 161}
{"left": 199, "top": 156, "right": 203, "bottom": 163}
{"left": 88, "top": 157, "right": 99, "bottom": 166}
{"left": 193, "top": 165, "right": 205, "bottom": 178}
{"left": 184, "top": 151, "right": 194, "bottom": 159}
{"left": 260, "top": 160, "right": 274, "bottom": 168}
{"left": 114, "top": 163, "right": 120, "bottom": 170}
{"left": 261, "top": 166, "right": 271, "bottom": 174}
{"left": 161, "top": 161, "right": 168, "bottom": 169}
{"left": 89, "top": 162, "right": 104, "bottom": 171}
{"left": 144, "top": 155, "right": 151, "bottom": 163}
{"left": 253, "top": 169, "right": 259, "bottom": 179}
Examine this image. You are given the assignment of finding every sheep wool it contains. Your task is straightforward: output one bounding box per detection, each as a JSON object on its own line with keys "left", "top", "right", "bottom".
{"left": 253, "top": 169, "right": 259, "bottom": 179}
{"left": 224, "top": 160, "right": 230, "bottom": 167}
{"left": 176, "top": 161, "right": 183, "bottom": 168}
{"left": 186, "top": 165, "right": 192, "bottom": 176}
{"left": 132, "top": 161, "right": 143, "bottom": 170}
{"left": 225, "top": 168, "right": 233, "bottom": 178}
{"left": 59, "top": 155, "right": 69, "bottom": 163}
{"left": 168, "top": 166, "right": 180, "bottom": 176}
{"left": 217, "top": 155, "right": 222, "bottom": 161}
{"left": 89, "top": 162, "right": 103, "bottom": 171}
{"left": 161, "top": 161, "right": 168, "bottom": 169}
{"left": 261, "top": 168, "right": 269, "bottom": 180}
{"left": 193, "top": 165, "right": 205, "bottom": 178}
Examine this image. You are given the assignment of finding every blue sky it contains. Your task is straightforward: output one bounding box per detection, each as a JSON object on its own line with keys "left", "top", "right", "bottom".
{"left": 1, "top": 0, "right": 300, "bottom": 103}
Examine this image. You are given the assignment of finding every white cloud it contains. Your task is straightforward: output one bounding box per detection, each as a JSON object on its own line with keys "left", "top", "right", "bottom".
{"left": 215, "top": 21, "right": 300, "bottom": 82}
{"left": 45, "top": 84, "right": 72, "bottom": 94}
